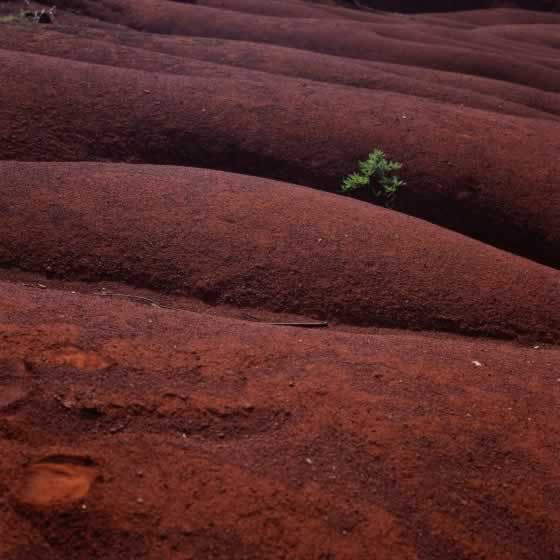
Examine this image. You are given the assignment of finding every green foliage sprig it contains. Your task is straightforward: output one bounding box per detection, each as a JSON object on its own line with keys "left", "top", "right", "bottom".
{"left": 341, "top": 149, "right": 405, "bottom": 206}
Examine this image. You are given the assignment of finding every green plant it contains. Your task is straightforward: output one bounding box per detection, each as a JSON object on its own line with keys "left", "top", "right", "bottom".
{"left": 341, "top": 149, "right": 405, "bottom": 206}
{"left": 0, "top": 2, "right": 56, "bottom": 24}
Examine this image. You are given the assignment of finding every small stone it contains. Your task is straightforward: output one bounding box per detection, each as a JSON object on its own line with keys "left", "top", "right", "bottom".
{"left": 109, "top": 424, "right": 125, "bottom": 434}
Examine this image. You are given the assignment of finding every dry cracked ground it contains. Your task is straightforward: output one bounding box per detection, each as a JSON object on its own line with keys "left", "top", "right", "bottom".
{"left": 1, "top": 1, "right": 560, "bottom": 559}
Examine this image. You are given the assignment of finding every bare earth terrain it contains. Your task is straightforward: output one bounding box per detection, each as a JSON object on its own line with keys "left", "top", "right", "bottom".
{"left": 1, "top": 1, "right": 560, "bottom": 558}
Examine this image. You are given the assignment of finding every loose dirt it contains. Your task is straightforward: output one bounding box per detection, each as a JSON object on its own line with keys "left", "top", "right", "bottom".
{"left": 1, "top": 1, "right": 559, "bottom": 558}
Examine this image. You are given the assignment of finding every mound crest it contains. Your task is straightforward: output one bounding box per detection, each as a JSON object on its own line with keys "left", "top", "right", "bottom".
{"left": 0, "top": 43, "right": 558, "bottom": 267}
{"left": 1, "top": 162, "right": 559, "bottom": 342}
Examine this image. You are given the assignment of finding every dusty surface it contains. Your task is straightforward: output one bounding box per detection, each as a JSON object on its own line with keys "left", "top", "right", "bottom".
{"left": 1, "top": 161, "right": 559, "bottom": 342}
{"left": 2, "top": 282, "right": 560, "bottom": 560}
{"left": 1, "top": 5, "right": 560, "bottom": 265}
{"left": 0, "top": 1, "right": 559, "bottom": 559}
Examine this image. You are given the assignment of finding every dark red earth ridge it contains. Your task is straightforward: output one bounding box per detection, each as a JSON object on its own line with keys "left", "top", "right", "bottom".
{"left": 0, "top": 161, "right": 559, "bottom": 343}
{"left": 1, "top": 1, "right": 559, "bottom": 559}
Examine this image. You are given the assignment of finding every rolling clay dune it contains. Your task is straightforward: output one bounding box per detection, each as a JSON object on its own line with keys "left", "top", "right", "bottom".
{"left": 1, "top": 0, "right": 559, "bottom": 559}
{"left": 1, "top": 46, "right": 559, "bottom": 265}
{"left": 1, "top": 161, "right": 559, "bottom": 342}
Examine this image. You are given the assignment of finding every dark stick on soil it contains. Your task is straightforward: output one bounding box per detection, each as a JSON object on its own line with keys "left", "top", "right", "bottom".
{"left": 98, "top": 292, "right": 329, "bottom": 327}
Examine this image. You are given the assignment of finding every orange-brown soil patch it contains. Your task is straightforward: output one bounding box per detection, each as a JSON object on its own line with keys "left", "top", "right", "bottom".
{"left": 1, "top": 1, "right": 559, "bottom": 558}
{"left": 1, "top": 281, "right": 560, "bottom": 559}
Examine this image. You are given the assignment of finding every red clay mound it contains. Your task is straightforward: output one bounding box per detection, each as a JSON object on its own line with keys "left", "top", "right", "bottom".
{"left": 428, "top": 7, "right": 560, "bottom": 24}
{"left": 2, "top": 280, "right": 560, "bottom": 559}
{"left": 1, "top": 161, "right": 559, "bottom": 342}
{"left": 4, "top": 24, "right": 560, "bottom": 123}
{"left": 483, "top": 24, "right": 560, "bottom": 49}
{"left": 1, "top": 47, "right": 559, "bottom": 268}
{"left": 182, "top": 0, "right": 335, "bottom": 18}
{"left": 1, "top": 2, "right": 559, "bottom": 559}
{"left": 45, "top": 1, "right": 560, "bottom": 91}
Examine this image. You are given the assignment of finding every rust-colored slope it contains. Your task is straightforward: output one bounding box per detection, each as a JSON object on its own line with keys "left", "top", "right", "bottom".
{"left": 1, "top": 2, "right": 559, "bottom": 559}
{"left": 3, "top": 24, "right": 560, "bottom": 122}
{"left": 1, "top": 162, "right": 559, "bottom": 342}
{"left": 1, "top": 281, "right": 560, "bottom": 559}
{"left": 1, "top": 48, "right": 559, "bottom": 268}
{"left": 46, "top": 0, "right": 560, "bottom": 91}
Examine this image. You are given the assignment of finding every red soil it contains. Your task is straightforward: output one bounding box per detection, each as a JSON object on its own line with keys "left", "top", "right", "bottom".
{"left": 4, "top": 24, "right": 560, "bottom": 121}
{"left": 2, "top": 281, "right": 560, "bottom": 559}
{"left": 1, "top": 39, "right": 560, "bottom": 265}
{"left": 37, "top": 1, "right": 560, "bottom": 90}
{"left": 1, "top": 161, "right": 559, "bottom": 342}
{"left": 1, "top": 1, "right": 560, "bottom": 558}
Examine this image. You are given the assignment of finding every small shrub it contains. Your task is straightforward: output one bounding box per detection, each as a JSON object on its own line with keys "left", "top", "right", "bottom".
{"left": 341, "top": 149, "right": 405, "bottom": 206}
{"left": 0, "top": 2, "right": 57, "bottom": 24}
{"left": 22, "top": 4, "right": 57, "bottom": 24}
